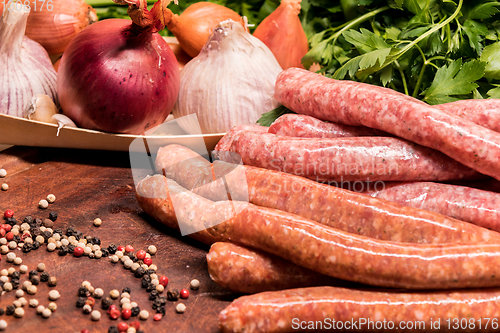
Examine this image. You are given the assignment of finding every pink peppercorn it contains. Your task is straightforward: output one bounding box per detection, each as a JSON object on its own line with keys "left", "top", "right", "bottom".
{"left": 154, "top": 313, "right": 162, "bottom": 321}
{"left": 81, "top": 330, "right": 89, "bottom": 333}
{"left": 136, "top": 250, "right": 146, "bottom": 260}
{"left": 121, "top": 308, "right": 131, "bottom": 320}
{"left": 107, "top": 304, "right": 117, "bottom": 315}
{"left": 180, "top": 289, "right": 189, "bottom": 299}
{"left": 125, "top": 245, "right": 134, "bottom": 253}
{"left": 1, "top": 224, "right": 11, "bottom": 232}
{"left": 117, "top": 246, "right": 125, "bottom": 252}
{"left": 130, "top": 321, "right": 140, "bottom": 329}
{"left": 3, "top": 210, "right": 13, "bottom": 219}
{"left": 159, "top": 276, "right": 168, "bottom": 287}
{"left": 73, "top": 247, "right": 84, "bottom": 257}
{"left": 109, "top": 308, "right": 120, "bottom": 320}
{"left": 143, "top": 257, "right": 152, "bottom": 266}
{"left": 5, "top": 232, "right": 13, "bottom": 241}
{"left": 117, "top": 322, "right": 128, "bottom": 332}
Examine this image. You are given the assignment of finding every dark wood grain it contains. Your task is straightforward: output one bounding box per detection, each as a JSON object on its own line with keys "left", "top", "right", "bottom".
{"left": 0, "top": 146, "right": 237, "bottom": 333}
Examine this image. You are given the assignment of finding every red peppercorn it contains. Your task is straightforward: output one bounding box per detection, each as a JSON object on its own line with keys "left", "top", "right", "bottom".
{"left": 5, "top": 232, "right": 13, "bottom": 241}
{"left": 21, "top": 232, "right": 30, "bottom": 241}
{"left": 107, "top": 304, "right": 117, "bottom": 315}
{"left": 3, "top": 210, "right": 13, "bottom": 219}
{"left": 85, "top": 297, "right": 95, "bottom": 308}
{"left": 117, "top": 246, "right": 125, "bottom": 252}
{"left": 130, "top": 321, "right": 140, "bottom": 330}
{"left": 73, "top": 246, "right": 84, "bottom": 257}
{"left": 109, "top": 308, "right": 120, "bottom": 320}
{"left": 121, "top": 308, "right": 131, "bottom": 320}
{"left": 1, "top": 224, "right": 11, "bottom": 232}
{"left": 159, "top": 276, "right": 169, "bottom": 287}
{"left": 180, "top": 288, "right": 189, "bottom": 299}
{"left": 0, "top": 229, "right": 5, "bottom": 237}
{"left": 125, "top": 245, "right": 134, "bottom": 253}
{"left": 81, "top": 330, "right": 89, "bottom": 333}
{"left": 117, "top": 322, "right": 128, "bottom": 332}
{"left": 143, "top": 257, "right": 152, "bottom": 266}
{"left": 136, "top": 250, "right": 146, "bottom": 260}
{"left": 154, "top": 313, "right": 162, "bottom": 321}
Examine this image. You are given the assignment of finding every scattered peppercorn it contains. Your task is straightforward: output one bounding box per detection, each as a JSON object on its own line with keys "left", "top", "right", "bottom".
{"left": 176, "top": 303, "right": 186, "bottom": 314}
{"left": 73, "top": 246, "right": 84, "bottom": 257}
{"left": 108, "top": 326, "right": 119, "bottom": 333}
{"left": 134, "top": 267, "right": 146, "bottom": 278}
{"left": 101, "top": 298, "right": 113, "bottom": 310}
{"left": 41, "top": 308, "right": 51, "bottom": 318}
{"left": 1, "top": 184, "right": 8, "bottom": 191}
{"left": 143, "top": 257, "right": 152, "bottom": 266}
{"left": 46, "top": 194, "right": 56, "bottom": 204}
{"left": 131, "top": 307, "right": 140, "bottom": 317}
{"left": 3, "top": 210, "right": 13, "bottom": 219}
{"left": 37, "top": 263, "right": 45, "bottom": 272}
{"left": 167, "top": 289, "right": 179, "bottom": 301}
{"left": 5, "top": 306, "right": 14, "bottom": 316}
{"left": 48, "top": 276, "right": 57, "bottom": 287}
{"left": 76, "top": 297, "right": 86, "bottom": 308}
{"left": 122, "top": 308, "right": 132, "bottom": 320}
{"left": 48, "top": 211, "right": 58, "bottom": 221}
{"left": 30, "top": 275, "right": 40, "bottom": 285}
{"left": 146, "top": 283, "right": 154, "bottom": 292}
{"left": 109, "top": 308, "right": 120, "bottom": 320}
{"left": 91, "top": 310, "right": 101, "bottom": 321}
{"left": 0, "top": 309, "right": 4, "bottom": 316}
{"left": 38, "top": 200, "right": 49, "bottom": 209}
{"left": 58, "top": 245, "right": 68, "bottom": 256}
{"left": 40, "top": 272, "right": 49, "bottom": 282}
{"left": 180, "top": 289, "right": 189, "bottom": 299}
{"left": 43, "top": 219, "right": 54, "bottom": 228}
{"left": 78, "top": 286, "right": 89, "bottom": 297}
{"left": 0, "top": 169, "right": 6, "bottom": 178}
{"left": 49, "top": 290, "right": 60, "bottom": 301}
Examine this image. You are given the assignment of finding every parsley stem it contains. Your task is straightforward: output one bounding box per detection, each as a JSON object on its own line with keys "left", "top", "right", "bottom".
{"left": 394, "top": 61, "right": 408, "bottom": 96}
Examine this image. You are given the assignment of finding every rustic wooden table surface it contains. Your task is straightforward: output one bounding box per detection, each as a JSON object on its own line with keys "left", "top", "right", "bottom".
{"left": 0, "top": 146, "right": 236, "bottom": 333}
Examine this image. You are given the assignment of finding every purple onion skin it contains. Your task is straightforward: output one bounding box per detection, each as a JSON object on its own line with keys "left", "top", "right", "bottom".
{"left": 57, "top": 19, "right": 180, "bottom": 134}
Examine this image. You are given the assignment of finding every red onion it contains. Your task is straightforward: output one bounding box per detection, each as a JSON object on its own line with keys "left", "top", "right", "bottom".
{"left": 57, "top": 0, "right": 180, "bottom": 134}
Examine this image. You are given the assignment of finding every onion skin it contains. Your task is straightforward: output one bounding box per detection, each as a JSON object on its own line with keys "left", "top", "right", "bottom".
{"left": 25, "top": 0, "right": 97, "bottom": 56}
{"left": 57, "top": 19, "right": 180, "bottom": 134}
{"left": 163, "top": 36, "right": 192, "bottom": 70}
{"left": 164, "top": 2, "right": 243, "bottom": 58}
{"left": 253, "top": 0, "right": 309, "bottom": 69}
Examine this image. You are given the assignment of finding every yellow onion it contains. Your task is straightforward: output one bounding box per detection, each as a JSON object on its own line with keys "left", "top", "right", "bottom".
{"left": 163, "top": 2, "right": 244, "bottom": 58}
{"left": 253, "top": 0, "right": 308, "bottom": 69}
{"left": 25, "top": 0, "right": 97, "bottom": 55}
{"left": 163, "top": 36, "right": 192, "bottom": 70}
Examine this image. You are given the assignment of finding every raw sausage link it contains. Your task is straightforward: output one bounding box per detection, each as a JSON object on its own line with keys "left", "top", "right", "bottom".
{"left": 225, "top": 130, "right": 480, "bottom": 182}
{"left": 269, "top": 113, "right": 387, "bottom": 138}
{"left": 136, "top": 175, "right": 500, "bottom": 289}
{"left": 207, "top": 242, "right": 345, "bottom": 294}
{"left": 156, "top": 144, "right": 500, "bottom": 244}
{"left": 437, "top": 99, "right": 500, "bottom": 133}
{"left": 274, "top": 68, "right": 500, "bottom": 181}
{"left": 215, "top": 124, "right": 268, "bottom": 152}
{"left": 219, "top": 287, "right": 500, "bottom": 333}
{"left": 369, "top": 182, "right": 500, "bottom": 232}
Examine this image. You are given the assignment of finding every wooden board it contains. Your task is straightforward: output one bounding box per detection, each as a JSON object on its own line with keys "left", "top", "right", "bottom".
{"left": 0, "top": 146, "right": 237, "bottom": 332}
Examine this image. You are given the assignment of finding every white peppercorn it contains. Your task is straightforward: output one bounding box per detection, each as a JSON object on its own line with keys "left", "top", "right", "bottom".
{"left": 110, "top": 289, "right": 119, "bottom": 299}
{"left": 0, "top": 276, "right": 7, "bottom": 283}
{"left": 120, "top": 298, "right": 130, "bottom": 305}
{"left": 121, "top": 303, "right": 132, "bottom": 310}
{"left": 11, "top": 229, "right": 19, "bottom": 236}
{"left": 77, "top": 242, "right": 86, "bottom": 249}
{"left": 61, "top": 238, "right": 69, "bottom": 246}
{"left": 124, "top": 259, "right": 133, "bottom": 269}
{"left": 22, "top": 281, "right": 32, "bottom": 291}
{"left": 151, "top": 279, "right": 159, "bottom": 286}
{"left": 91, "top": 310, "right": 101, "bottom": 321}
{"left": 1, "top": 245, "right": 9, "bottom": 254}
{"left": 13, "top": 300, "right": 22, "bottom": 308}
{"left": 7, "top": 241, "right": 16, "bottom": 250}
{"left": 36, "top": 305, "right": 45, "bottom": 314}
{"left": 0, "top": 169, "right": 6, "bottom": 178}
{"left": 83, "top": 246, "right": 92, "bottom": 256}
{"left": 46, "top": 243, "right": 56, "bottom": 252}
{"left": 46, "top": 194, "right": 56, "bottom": 203}
{"left": 15, "top": 289, "right": 24, "bottom": 298}
{"left": 0, "top": 319, "right": 6, "bottom": 331}
{"left": 14, "top": 307, "right": 24, "bottom": 318}
{"left": 93, "top": 218, "right": 102, "bottom": 227}
{"left": 0, "top": 238, "right": 6, "bottom": 246}
{"left": 48, "top": 290, "right": 60, "bottom": 301}
{"left": 121, "top": 255, "right": 130, "bottom": 263}
{"left": 13, "top": 257, "right": 22, "bottom": 265}
{"left": 48, "top": 302, "right": 57, "bottom": 312}
{"left": 156, "top": 284, "right": 164, "bottom": 293}
{"left": 93, "top": 288, "right": 104, "bottom": 298}
{"left": 82, "top": 304, "right": 92, "bottom": 314}
{"left": 0, "top": 270, "right": 6, "bottom": 277}
{"left": 130, "top": 263, "right": 140, "bottom": 272}
{"left": 1, "top": 183, "right": 8, "bottom": 191}
{"left": 148, "top": 264, "right": 157, "bottom": 271}
{"left": 115, "top": 251, "right": 124, "bottom": 259}
{"left": 6, "top": 253, "right": 15, "bottom": 262}
{"left": 38, "top": 199, "right": 49, "bottom": 209}
{"left": 3, "top": 283, "right": 12, "bottom": 292}
{"left": 53, "top": 233, "right": 61, "bottom": 241}
{"left": 147, "top": 245, "right": 157, "bottom": 255}
{"left": 47, "top": 237, "right": 55, "bottom": 244}
{"left": 20, "top": 223, "right": 30, "bottom": 231}
{"left": 18, "top": 297, "right": 27, "bottom": 306}
{"left": 130, "top": 302, "right": 138, "bottom": 308}
{"left": 37, "top": 263, "right": 45, "bottom": 272}
{"left": 150, "top": 274, "right": 158, "bottom": 281}
{"left": 110, "top": 255, "right": 119, "bottom": 263}
{"left": 35, "top": 235, "right": 45, "bottom": 244}
{"left": 24, "top": 237, "right": 33, "bottom": 244}
{"left": 7, "top": 268, "right": 15, "bottom": 276}
{"left": 92, "top": 245, "right": 100, "bottom": 252}
{"left": 39, "top": 226, "right": 46, "bottom": 232}
{"left": 29, "top": 299, "right": 38, "bottom": 307}
{"left": 190, "top": 279, "right": 200, "bottom": 290}
{"left": 176, "top": 303, "right": 186, "bottom": 313}
{"left": 94, "top": 250, "right": 102, "bottom": 259}
{"left": 120, "top": 292, "right": 130, "bottom": 299}
{"left": 27, "top": 285, "right": 37, "bottom": 295}
{"left": 139, "top": 310, "right": 149, "bottom": 320}
{"left": 42, "top": 308, "right": 51, "bottom": 318}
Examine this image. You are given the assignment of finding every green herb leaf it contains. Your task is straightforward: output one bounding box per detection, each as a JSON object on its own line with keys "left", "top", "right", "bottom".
{"left": 487, "top": 86, "right": 500, "bottom": 99}
{"left": 423, "top": 59, "right": 486, "bottom": 105}
{"left": 481, "top": 41, "right": 500, "bottom": 79}
{"left": 257, "top": 106, "right": 295, "bottom": 127}
{"left": 467, "top": 1, "right": 500, "bottom": 20}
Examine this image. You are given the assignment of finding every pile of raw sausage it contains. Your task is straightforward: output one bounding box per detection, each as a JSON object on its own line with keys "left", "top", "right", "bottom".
{"left": 135, "top": 68, "right": 500, "bottom": 333}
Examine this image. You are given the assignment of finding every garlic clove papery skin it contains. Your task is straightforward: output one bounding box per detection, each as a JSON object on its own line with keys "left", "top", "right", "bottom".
{"left": 172, "top": 19, "right": 282, "bottom": 134}
{"left": 0, "top": 4, "right": 58, "bottom": 118}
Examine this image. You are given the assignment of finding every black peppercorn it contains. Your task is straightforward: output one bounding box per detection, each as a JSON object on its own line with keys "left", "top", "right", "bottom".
{"left": 23, "top": 216, "right": 33, "bottom": 224}
{"left": 129, "top": 253, "right": 137, "bottom": 262}
{"left": 76, "top": 297, "right": 86, "bottom": 308}
{"left": 0, "top": 308, "right": 4, "bottom": 315}
{"left": 58, "top": 246, "right": 68, "bottom": 256}
{"left": 121, "top": 287, "right": 131, "bottom": 295}
{"left": 53, "top": 228, "right": 63, "bottom": 236}
{"left": 11, "top": 271, "right": 20, "bottom": 280}
{"left": 145, "top": 269, "right": 155, "bottom": 275}
{"left": 6, "top": 217, "right": 16, "bottom": 226}
{"left": 34, "top": 218, "right": 42, "bottom": 227}
{"left": 40, "top": 272, "right": 49, "bottom": 282}
{"left": 91, "top": 237, "right": 101, "bottom": 246}
{"left": 31, "top": 228, "right": 42, "bottom": 237}
{"left": 31, "top": 240, "right": 41, "bottom": 250}
{"left": 75, "top": 231, "right": 83, "bottom": 240}
{"left": 149, "top": 290, "right": 158, "bottom": 300}
{"left": 146, "top": 283, "right": 155, "bottom": 292}
{"left": 152, "top": 299, "right": 161, "bottom": 310}
{"left": 137, "top": 330, "right": 144, "bottom": 333}
{"left": 108, "top": 326, "right": 119, "bottom": 333}
{"left": 48, "top": 276, "right": 57, "bottom": 287}
{"left": 30, "top": 276, "right": 40, "bottom": 286}
{"left": 101, "top": 248, "right": 109, "bottom": 257}
{"left": 156, "top": 305, "right": 166, "bottom": 315}
{"left": 167, "top": 289, "right": 180, "bottom": 301}
{"left": 11, "top": 280, "right": 19, "bottom": 289}
{"left": 42, "top": 230, "right": 51, "bottom": 241}
{"left": 158, "top": 296, "right": 166, "bottom": 305}
{"left": 48, "top": 211, "right": 58, "bottom": 221}
{"left": 5, "top": 305, "right": 14, "bottom": 316}
{"left": 107, "top": 244, "right": 117, "bottom": 254}
{"left": 85, "top": 235, "right": 93, "bottom": 243}
{"left": 66, "top": 226, "right": 76, "bottom": 236}
{"left": 68, "top": 244, "right": 76, "bottom": 253}
{"left": 12, "top": 235, "right": 21, "bottom": 243}
{"left": 22, "top": 243, "right": 32, "bottom": 253}
{"left": 134, "top": 267, "right": 145, "bottom": 278}
{"left": 131, "top": 306, "right": 140, "bottom": 317}
{"left": 29, "top": 270, "right": 38, "bottom": 279}
{"left": 101, "top": 298, "right": 113, "bottom": 310}
{"left": 0, "top": 281, "right": 4, "bottom": 288}
{"left": 78, "top": 286, "right": 89, "bottom": 297}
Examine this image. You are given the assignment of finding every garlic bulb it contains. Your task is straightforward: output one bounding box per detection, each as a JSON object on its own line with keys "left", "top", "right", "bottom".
{"left": 0, "top": 4, "right": 58, "bottom": 118}
{"left": 173, "top": 19, "right": 283, "bottom": 134}
{"left": 26, "top": 0, "right": 98, "bottom": 56}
